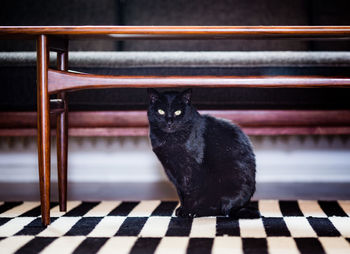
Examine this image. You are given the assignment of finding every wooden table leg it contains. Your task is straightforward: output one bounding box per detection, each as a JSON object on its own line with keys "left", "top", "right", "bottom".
{"left": 56, "top": 51, "right": 69, "bottom": 212}
{"left": 37, "top": 34, "right": 51, "bottom": 226}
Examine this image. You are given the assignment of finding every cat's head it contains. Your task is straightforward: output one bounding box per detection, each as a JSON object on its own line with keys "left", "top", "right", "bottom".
{"left": 147, "top": 88, "right": 194, "bottom": 133}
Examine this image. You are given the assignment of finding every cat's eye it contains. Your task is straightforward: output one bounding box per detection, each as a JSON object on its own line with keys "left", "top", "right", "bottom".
{"left": 174, "top": 110, "right": 182, "bottom": 116}
{"left": 158, "top": 109, "right": 165, "bottom": 115}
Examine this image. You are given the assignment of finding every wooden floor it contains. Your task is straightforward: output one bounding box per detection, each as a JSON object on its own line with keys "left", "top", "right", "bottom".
{"left": 0, "top": 181, "right": 349, "bottom": 201}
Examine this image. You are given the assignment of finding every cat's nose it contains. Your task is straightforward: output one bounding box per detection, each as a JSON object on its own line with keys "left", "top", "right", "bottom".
{"left": 166, "top": 118, "right": 173, "bottom": 125}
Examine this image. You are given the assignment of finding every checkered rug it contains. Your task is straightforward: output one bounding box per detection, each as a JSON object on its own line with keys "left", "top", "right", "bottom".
{"left": 0, "top": 200, "right": 349, "bottom": 254}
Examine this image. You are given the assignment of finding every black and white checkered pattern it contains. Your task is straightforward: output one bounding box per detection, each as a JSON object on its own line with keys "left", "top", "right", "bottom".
{"left": 0, "top": 200, "right": 349, "bottom": 253}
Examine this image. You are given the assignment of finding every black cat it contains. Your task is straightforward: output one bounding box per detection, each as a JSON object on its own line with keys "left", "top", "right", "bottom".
{"left": 147, "top": 88, "right": 256, "bottom": 218}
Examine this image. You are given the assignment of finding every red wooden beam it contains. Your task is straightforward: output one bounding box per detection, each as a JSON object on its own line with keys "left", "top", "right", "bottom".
{"left": 1, "top": 110, "right": 350, "bottom": 136}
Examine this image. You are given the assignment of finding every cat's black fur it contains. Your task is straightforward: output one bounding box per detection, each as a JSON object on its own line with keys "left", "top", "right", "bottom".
{"left": 147, "top": 88, "right": 256, "bottom": 218}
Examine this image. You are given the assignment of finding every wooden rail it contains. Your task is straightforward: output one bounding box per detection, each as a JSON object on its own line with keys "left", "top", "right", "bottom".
{"left": 1, "top": 26, "right": 350, "bottom": 40}
{"left": 1, "top": 110, "right": 350, "bottom": 136}
{"left": 48, "top": 69, "right": 350, "bottom": 93}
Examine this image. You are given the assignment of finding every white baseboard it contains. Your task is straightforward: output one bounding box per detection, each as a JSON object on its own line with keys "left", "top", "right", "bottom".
{"left": 0, "top": 136, "right": 350, "bottom": 183}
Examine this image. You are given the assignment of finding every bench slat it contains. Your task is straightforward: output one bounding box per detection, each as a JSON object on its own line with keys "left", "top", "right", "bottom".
{"left": 1, "top": 26, "right": 350, "bottom": 40}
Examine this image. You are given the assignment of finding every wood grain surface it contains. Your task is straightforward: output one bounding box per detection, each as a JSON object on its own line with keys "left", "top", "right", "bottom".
{"left": 36, "top": 35, "right": 51, "bottom": 226}
{"left": 56, "top": 50, "right": 68, "bottom": 213}
{"left": 48, "top": 69, "right": 350, "bottom": 93}
{"left": 1, "top": 26, "right": 350, "bottom": 40}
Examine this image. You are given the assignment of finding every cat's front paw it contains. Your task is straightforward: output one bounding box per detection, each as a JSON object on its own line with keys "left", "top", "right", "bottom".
{"left": 175, "top": 207, "right": 197, "bottom": 218}
{"left": 175, "top": 206, "right": 186, "bottom": 217}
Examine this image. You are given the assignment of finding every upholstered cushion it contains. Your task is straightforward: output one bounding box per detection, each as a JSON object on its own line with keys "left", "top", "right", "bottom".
{"left": 1, "top": 0, "right": 350, "bottom": 52}
{"left": 0, "top": 0, "right": 118, "bottom": 51}
{"left": 122, "top": 0, "right": 308, "bottom": 51}
{"left": 3, "top": 51, "right": 350, "bottom": 68}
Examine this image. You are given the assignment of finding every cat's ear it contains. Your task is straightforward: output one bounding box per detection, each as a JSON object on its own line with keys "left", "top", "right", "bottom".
{"left": 147, "top": 88, "right": 160, "bottom": 104}
{"left": 181, "top": 88, "right": 192, "bottom": 104}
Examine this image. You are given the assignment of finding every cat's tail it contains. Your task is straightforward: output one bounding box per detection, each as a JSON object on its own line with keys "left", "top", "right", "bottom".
{"left": 229, "top": 203, "right": 260, "bottom": 219}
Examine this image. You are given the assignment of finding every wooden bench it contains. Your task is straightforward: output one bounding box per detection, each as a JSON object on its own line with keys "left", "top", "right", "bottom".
{"left": 1, "top": 26, "right": 350, "bottom": 225}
